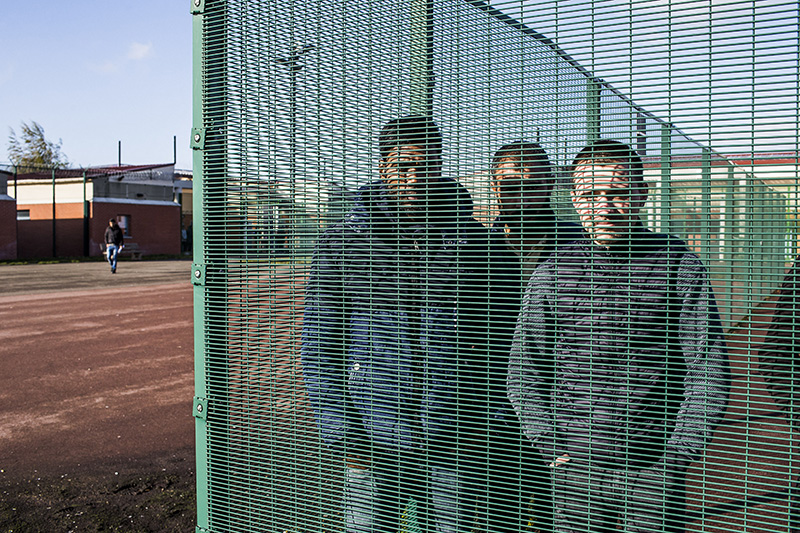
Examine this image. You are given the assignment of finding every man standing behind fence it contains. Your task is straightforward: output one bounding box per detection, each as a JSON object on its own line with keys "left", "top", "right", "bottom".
{"left": 301, "top": 116, "right": 526, "bottom": 532}
{"left": 508, "top": 139, "right": 730, "bottom": 532}
{"left": 489, "top": 140, "right": 582, "bottom": 531}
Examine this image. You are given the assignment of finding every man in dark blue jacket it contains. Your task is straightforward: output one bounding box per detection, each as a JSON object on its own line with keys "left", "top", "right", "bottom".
{"left": 301, "top": 116, "right": 526, "bottom": 532}
{"left": 508, "top": 140, "right": 730, "bottom": 533}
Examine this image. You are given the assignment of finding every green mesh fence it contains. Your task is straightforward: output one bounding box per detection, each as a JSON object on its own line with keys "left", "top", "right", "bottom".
{"left": 192, "top": 1, "right": 799, "bottom": 532}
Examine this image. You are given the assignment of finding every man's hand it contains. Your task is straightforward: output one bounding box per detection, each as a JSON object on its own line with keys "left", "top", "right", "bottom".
{"left": 549, "top": 453, "right": 570, "bottom": 468}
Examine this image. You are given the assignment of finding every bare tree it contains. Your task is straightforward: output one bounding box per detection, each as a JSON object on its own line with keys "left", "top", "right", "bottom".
{"left": 8, "top": 121, "right": 69, "bottom": 173}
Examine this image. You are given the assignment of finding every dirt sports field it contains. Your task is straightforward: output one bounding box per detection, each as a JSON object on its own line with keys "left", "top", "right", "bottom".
{"left": 0, "top": 260, "right": 195, "bottom": 532}
{"left": 0, "top": 259, "right": 797, "bottom": 532}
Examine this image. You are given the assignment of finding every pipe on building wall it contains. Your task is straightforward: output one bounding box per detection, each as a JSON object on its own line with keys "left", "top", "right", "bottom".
{"left": 51, "top": 169, "right": 56, "bottom": 258}
{"left": 83, "top": 170, "right": 89, "bottom": 257}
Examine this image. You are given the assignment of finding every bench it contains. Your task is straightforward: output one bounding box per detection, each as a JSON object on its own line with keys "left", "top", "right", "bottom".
{"left": 119, "top": 242, "right": 143, "bottom": 260}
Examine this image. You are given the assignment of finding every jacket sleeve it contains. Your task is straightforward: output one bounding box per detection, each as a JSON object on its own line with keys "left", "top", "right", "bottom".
{"left": 758, "top": 259, "right": 800, "bottom": 427}
{"left": 507, "top": 263, "right": 557, "bottom": 461}
{"left": 485, "top": 237, "right": 524, "bottom": 426}
{"left": 667, "top": 255, "right": 731, "bottom": 463}
{"left": 300, "top": 228, "right": 350, "bottom": 447}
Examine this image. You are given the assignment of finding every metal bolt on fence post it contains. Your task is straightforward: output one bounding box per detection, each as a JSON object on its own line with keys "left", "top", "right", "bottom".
{"left": 196, "top": 404, "right": 204, "bottom": 413}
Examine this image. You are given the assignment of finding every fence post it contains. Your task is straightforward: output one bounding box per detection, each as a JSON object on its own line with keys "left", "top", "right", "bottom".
{"left": 410, "top": 0, "right": 434, "bottom": 116}
{"left": 83, "top": 170, "right": 89, "bottom": 257}
{"left": 587, "top": 78, "right": 601, "bottom": 143}
{"left": 700, "top": 148, "right": 712, "bottom": 265}
{"left": 659, "top": 123, "right": 673, "bottom": 237}
{"left": 52, "top": 169, "right": 56, "bottom": 258}
{"left": 192, "top": 0, "right": 211, "bottom": 529}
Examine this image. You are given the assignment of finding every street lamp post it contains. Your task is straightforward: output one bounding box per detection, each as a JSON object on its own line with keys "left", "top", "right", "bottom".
{"left": 277, "top": 44, "right": 314, "bottom": 253}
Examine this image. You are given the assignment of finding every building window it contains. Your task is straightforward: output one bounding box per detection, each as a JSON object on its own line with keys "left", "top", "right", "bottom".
{"left": 17, "top": 210, "right": 30, "bottom": 221}
{"left": 117, "top": 215, "right": 132, "bottom": 237}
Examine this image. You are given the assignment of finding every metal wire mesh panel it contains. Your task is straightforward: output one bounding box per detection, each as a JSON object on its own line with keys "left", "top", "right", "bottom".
{"left": 193, "top": 1, "right": 799, "bottom": 532}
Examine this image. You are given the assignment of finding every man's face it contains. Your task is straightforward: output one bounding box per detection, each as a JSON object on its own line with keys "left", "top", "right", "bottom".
{"left": 491, "top": 160, "right": 553, "bottom": 218}
{"left": 571, "top": 164, "right": 647, "bottom": 247}
{"left": 378, "top": 145, "right": 441, "bottom": 218}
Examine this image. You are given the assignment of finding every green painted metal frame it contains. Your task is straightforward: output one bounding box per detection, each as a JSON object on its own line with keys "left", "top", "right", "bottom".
{"left": 191, "top": 1, "right": 798, "bottom": 531}
{"left": 191, "top": 0, "right": 209, "bottom": 530}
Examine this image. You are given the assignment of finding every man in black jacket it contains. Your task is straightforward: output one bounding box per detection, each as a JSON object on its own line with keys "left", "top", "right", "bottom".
{"left": 104, "top": 218, "right": 124, "bottom": 273}
{"left": 508, "top": 140, "right": 730, "bottom": 532}
{"left": 489, "top": 140, "right": 582, "bottom": 531}
{"left": 301, "top": 116, "right": 528, "bottom": 532}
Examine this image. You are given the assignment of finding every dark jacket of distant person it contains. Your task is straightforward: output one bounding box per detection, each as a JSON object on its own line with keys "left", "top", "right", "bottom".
{"left": 105, "top": 223, "right": 124, "bottom": 248}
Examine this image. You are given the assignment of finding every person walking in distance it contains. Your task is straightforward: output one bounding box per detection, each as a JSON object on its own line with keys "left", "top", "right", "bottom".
{"left": 104, "top": 218, "right": 124, "bottom": 274}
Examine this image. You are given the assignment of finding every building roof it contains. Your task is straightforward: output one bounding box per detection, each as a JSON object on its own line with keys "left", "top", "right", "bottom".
{"left": 642, "top": 151, "right": 800, "bottom": 169}
{"left": 11, "top": 163, "right": 175, "bottom": 181}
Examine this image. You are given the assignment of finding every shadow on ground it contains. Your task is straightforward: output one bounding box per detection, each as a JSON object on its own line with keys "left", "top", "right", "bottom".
{"left": 0, "top": 453, "right": 194, "bottom": 533}
{"left": 0, "top": 261, "right": 196, "bottom": 532}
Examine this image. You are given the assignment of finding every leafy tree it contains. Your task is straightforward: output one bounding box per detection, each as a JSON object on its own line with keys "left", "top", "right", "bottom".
{"left": 8, "top": 120, "right": 69, "bottom": 173}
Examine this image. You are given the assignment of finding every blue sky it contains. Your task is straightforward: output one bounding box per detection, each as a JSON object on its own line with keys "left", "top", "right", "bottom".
{"left": 1, "top": 1, "right": 192, "bottom": 169}
{"left": 3, "top": 1, "right": 794, "bottom": 174}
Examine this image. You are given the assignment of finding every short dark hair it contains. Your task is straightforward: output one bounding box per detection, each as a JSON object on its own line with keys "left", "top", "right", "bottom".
{"left": 491, "top": 141, "right": 553, "bottom": 178}
{"left": 570, "top": 139, "right": 644, "bottom": 182}
{"left": 378, "top": 116, "right": 443, "bottom": 160}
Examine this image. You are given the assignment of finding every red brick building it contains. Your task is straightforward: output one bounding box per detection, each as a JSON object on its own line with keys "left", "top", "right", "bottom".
{"left": 0, "top": 171, "right": 17, "bottom": 260}
{"left": 3, "top": 164, "right": 192, "bottom": 260}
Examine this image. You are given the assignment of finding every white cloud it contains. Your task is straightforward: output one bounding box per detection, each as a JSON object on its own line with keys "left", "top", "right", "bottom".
{"left": 127, "top": 42, "right": 153, "bottom": 61}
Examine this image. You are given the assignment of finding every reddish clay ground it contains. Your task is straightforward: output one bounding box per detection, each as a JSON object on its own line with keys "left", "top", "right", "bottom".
{"left": 0, "top": 259, "right": 796, "bottom": 532}
{"left": 0, "top": 260, "right": 195, "bottom": 532}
